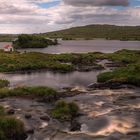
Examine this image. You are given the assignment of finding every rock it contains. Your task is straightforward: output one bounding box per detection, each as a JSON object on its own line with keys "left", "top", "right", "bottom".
{"left": 126, "top": 131, "right": 140, "bottom": 136}
{"left": 88, "top": 82, "right": 124, "bottom": 90}
{"left": 26, "top": 128, "right": 34, "bottom": 134}
{"left": 70, "top": 120, "right": 81, "bottom": 131}
{"left": 40, "top": 115, "right": 50, "bottom": 121}
{"left": 39, "top": 122, "right": 48, "bottom": 129}
{"left": 7, "top": 108, "right": 15, "bottom": 115}
{"left": 25, "top": 114, "right": 32, "bottom": 119}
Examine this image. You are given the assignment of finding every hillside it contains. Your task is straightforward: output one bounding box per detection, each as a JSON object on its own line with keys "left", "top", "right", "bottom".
{"left": 44, "top": 24, "right": 140, "bottom": 40}
{"left": 0, "top": 34, "right": 17, "bottom": 42}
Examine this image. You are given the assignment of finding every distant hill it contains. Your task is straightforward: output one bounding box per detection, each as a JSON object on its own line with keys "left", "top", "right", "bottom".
{"left": 0, "top": 34, "right": 17, "bottom": 42}
{"left": 44, "top": 24, "right": 140, "bottom": 41}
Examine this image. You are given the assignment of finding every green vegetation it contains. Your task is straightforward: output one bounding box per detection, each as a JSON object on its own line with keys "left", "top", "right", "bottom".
{"left": 0, "top": 86, "right": 57, "bottom": 100}
{"left": 0, "top": 50, "right": 104, "bottom": 73}
{"left": 0, "top": 80, "right": 9, "bottom": 88}
{"left": 0, "top": 106, "right": 26, "bottom": 140}
{"left": 44, "top": 24, "right": 140, "bottom": 40}
{"left": 0, "top": 50, "right": 74, "bottom": 73}
{"left": 52, "top": 100, "right": 79, "bottom": 121}
{"left": 0, "top": 49, "right": 140, "bottom": 86}
{"left": 98, "top": 50, "right": 140, "bottom": 86}
{"left": 13, "top": 34, "right": 58, "bottom": 49}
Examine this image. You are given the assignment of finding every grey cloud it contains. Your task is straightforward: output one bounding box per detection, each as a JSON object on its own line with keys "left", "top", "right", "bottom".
{"left": 63, "top": 0, "right": 129, "bottom": 7}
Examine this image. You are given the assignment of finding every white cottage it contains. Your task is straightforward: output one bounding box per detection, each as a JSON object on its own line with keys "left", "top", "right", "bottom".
{"left": 4, "top": 45, "right": 14, "bottom": 52}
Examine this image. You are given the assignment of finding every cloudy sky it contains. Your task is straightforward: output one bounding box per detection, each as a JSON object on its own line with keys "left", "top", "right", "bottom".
{"left": 0, "top": 0, "right": 140, "bottom": 34}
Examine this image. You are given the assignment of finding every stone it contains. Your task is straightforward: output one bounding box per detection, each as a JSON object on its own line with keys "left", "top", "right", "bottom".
{"left": 26, "top": 128, "right": 34, "bottom": 134}
{"left": 7, "top": 109, "right": 15, "bottom": 115}
{"left": 70, "top": 120, "right": 81, "bottom": 131}
{"left": 25, "top": 114, "right": 32, "bottom": 119}
{"left": 40, "top": 115, "right": 50, "bottom": 121}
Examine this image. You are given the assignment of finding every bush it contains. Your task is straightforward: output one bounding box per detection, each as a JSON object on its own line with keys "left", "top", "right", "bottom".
{"left": 0, "top": 117, "right": 26, "bottom": 140}
{"left": 13, "top": 34, "right": 58, "bottom": 49}
{"left": 0, "top": 80, "right": 9, "bottom": 88}
{"left": 0, "top": 107, "right": 26, "bottom": 140}
{"left": 52, "top": 100, "right": 79, "bottom": 121}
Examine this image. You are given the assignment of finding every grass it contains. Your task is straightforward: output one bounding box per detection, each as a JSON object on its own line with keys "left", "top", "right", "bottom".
{"left": 97, "top": 50, "right": 140, "bottom": 86}
{"left": 0, "top": 86, "right": 57, "bottom": 100}
{"left": 44, "top": 24, "right": 140, "bottom": 40}
{"left": 52, "top": 100, "right": 79, "bottom": 121}
{"left": 0, "top": 50, "right": 104, "bottom": 73}
{"left": 0, "top": 80, "right": 9, "bottom": 88}
{"left": 0, "top": 106, "right": 26, "bottom": 140}
{"left": 0, "top": 49, "right": 140, "bottom": 86}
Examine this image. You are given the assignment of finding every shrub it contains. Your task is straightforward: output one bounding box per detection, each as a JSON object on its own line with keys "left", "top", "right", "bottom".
{"left": 52, "top": 100, "right": 79, "bottom": 121}
{"left": 0, "top": 117, "right": 26, "bottom": 140}
{"left": 0, "top": 107, "right": 26, "bottom": 140}
{"left": 0, "top": 80, "right": 9, "bottom": 88}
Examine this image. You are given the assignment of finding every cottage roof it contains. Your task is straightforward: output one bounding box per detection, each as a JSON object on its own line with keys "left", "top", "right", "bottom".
{"left": 4, "top": 45, "right": 13, "bottom": 49}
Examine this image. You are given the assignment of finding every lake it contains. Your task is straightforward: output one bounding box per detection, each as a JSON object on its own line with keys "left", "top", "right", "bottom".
{"left": 0, "top": 40, "right": 140, "bottom": 53}
{"left": 0, "top": 40, "right": 140, "bottom": 89}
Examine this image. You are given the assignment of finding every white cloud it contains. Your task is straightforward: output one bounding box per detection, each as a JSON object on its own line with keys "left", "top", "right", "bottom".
{"left": 0, "top": 0, "right": 139, "bottom": 34}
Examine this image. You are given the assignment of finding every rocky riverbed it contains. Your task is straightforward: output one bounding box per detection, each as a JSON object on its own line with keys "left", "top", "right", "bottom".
{"left": 0, "top": 87, "right": 140, "bottom": 140}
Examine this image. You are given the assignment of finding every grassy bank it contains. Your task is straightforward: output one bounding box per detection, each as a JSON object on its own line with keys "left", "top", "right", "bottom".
{"left": 0, "top": 50, "right": 103, "bottom": 73}
{"left": 98, "top": 50, "right": 140, "bottom": 86}
{"left": 0, "top": 86, "right": 57, "bottom": 101}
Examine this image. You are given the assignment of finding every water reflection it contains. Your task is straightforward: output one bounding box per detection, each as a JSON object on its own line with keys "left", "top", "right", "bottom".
{"left": 0, "top": 70, "right": 103, "bottom": 89}
{"left": 0, "top": 40, "right": 140, "bottom": 54}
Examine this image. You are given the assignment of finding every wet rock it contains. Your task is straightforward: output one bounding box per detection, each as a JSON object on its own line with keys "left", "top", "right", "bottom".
{"left": 70, "top": 120, "right": 81, "bottom": 131}
{"left": 39, "top": 122, "right": 48, "bottom": 129}
{"left": 7, "top": 108, "right": 15, "bottom": 115}
{"left": 26, "top": 128, "right": 34, "bottom": 134}
{"left": 108, "top": 131, "right": 124, "bottom": 140}
{"left": 40, "top": 115, "right": 50, "bottom": 121}
{"left": 25, "top": 114, "right": 32, "bottom": 119}
{"left": 77, "top": 65, "right": 104, "bottom": 72}
{"left": 88, "top": 82, "right": 125, "bottom": 90}
{"left": 126, "top": 131, "right": 140, "bottom": 136}
{"left": 105, "top": 62, "right": 123, "bottom": 68}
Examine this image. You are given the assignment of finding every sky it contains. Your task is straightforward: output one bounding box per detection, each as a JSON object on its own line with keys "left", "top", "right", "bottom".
{"left": 0, "top": 0, "right": 140, "bottom": 34}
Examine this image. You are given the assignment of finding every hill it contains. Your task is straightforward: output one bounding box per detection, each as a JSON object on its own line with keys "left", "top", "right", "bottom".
{"left": 44, "top": 24, "right": 140, "bottom": 40}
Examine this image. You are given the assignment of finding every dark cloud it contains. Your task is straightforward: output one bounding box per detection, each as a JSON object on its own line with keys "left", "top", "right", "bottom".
{"left": 63, "top": 0, "right": 129, "bottom": 7}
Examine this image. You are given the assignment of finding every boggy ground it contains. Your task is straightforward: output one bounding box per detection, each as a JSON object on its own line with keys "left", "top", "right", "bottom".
{"left": 0, "top": 87, "right": 140, "bottom": 140}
